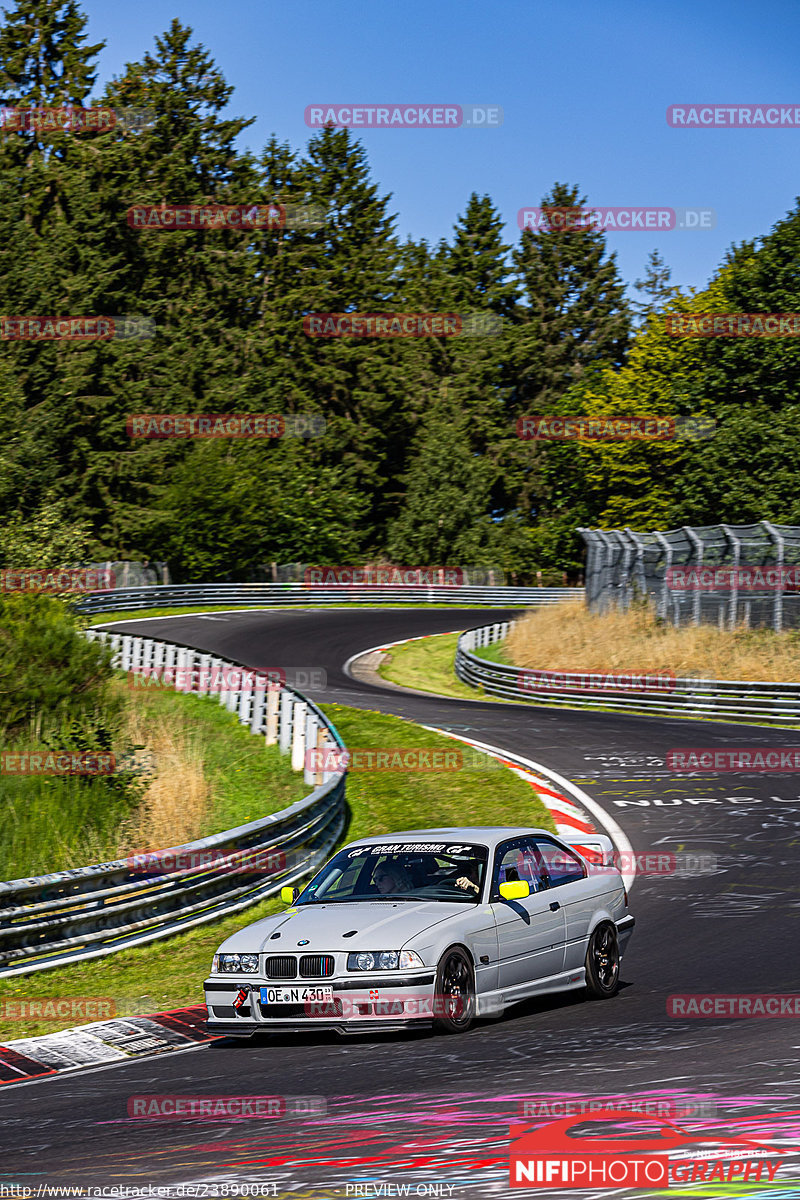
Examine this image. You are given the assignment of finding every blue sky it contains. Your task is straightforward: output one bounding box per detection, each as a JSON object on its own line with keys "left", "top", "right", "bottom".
{"left": 76, "top": 0, "right": 800, "bottom": 299}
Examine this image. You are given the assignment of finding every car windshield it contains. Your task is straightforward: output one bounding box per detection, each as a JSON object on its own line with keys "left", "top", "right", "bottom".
{"left": 295, "top": 841, "right": 489, "bottom": 904}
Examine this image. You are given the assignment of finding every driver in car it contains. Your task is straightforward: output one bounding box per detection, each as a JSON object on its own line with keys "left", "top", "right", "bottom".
{"left": 454, "top": 860, "right": 481, "bottom": 895}
{"left": 373, "top": 862, "right": 413, "bottom": 895}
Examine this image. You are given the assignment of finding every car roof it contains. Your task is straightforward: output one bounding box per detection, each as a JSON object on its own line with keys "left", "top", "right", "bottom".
{"left": 349, "top": 827, "right": 558, "bottom": 849}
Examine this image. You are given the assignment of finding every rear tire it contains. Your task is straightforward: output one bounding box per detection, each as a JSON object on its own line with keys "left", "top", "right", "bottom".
{"left": 584, "top": 923, "right": 620, "bottom": 999}
{"left": 433, "top": 947, "right": 476, "bottom": 1033}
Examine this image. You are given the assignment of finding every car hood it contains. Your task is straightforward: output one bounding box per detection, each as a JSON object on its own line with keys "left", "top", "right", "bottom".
{"left": 217, "top": 900, "right": 470, "bottom": 955}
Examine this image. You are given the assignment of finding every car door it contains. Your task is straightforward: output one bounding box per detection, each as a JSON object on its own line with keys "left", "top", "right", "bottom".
{"left": 533, "top": 837, "right": 609, "bottom": 971}
{"left": 491, "top": 838, "right": 566, "bottom": 992}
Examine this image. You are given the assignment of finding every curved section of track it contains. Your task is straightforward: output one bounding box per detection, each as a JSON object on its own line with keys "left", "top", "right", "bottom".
{"left": 4, "top": 608, "right": 800, "bottom": 1195}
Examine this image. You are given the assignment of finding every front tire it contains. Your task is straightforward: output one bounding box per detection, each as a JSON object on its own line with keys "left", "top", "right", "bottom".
{"left": 585, "top": 923, "right": 620, "bottom": 998}
{"left": 433, "top": 947, "right": 476, "bottom": 1033}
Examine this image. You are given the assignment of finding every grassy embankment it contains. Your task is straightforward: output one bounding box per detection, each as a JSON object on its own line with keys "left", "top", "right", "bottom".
{"left": 0, "top": 703, "right": 553, "bottom": 1039}
{"left": 1, "top": 680, "right": 307, "bottom": 883}
{"left": 377, "top": 630, "right": 513, "bottom": 700}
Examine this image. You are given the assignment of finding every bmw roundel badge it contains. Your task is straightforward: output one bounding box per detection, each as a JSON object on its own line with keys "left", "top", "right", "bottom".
{"left": 297, "top": 939, "right": 310, "bottom": 946}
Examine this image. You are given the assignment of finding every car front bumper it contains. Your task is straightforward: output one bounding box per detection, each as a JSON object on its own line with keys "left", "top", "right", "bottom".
{"left": 204, "top": 970, "right": 438, "bottom": 1035}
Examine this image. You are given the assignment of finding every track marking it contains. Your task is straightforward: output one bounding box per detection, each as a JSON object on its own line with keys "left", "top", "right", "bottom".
{"left": 419, "top": 726, "right": 637, "bottom": 890}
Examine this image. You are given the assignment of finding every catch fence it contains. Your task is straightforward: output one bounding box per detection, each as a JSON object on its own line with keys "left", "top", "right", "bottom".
{"left": 580, "top": 522, "right": 800, "bottom": 631}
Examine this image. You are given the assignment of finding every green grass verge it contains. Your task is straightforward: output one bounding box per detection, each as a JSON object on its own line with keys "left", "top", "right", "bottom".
{"left": 0, "top": 704, "right": 553, "bottom": 1039}
{"left": 377, "top": 630, "right": 516, "bottom": 702}
{"left": 474, "top": 639, "right": 512, "bottom": 665}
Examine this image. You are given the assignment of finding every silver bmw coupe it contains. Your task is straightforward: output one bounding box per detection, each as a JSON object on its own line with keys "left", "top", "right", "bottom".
{"left": 204, "top": 826, "right": 634, "bottom": 1036}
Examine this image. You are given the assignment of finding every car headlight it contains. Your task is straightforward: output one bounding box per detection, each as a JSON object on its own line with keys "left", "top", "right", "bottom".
{"left": 347, "top": 950, "right": 424, "bottom": 971}
{"left": 212, "top": 952, "right": 259, "bottom": 973}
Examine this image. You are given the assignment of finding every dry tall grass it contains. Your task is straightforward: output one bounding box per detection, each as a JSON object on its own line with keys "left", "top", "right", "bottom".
{"left": 116, "top": 701, "right": 210, "bottom": 853}
{"left": 506, "top": 601, "right": 800, "bottom": 681}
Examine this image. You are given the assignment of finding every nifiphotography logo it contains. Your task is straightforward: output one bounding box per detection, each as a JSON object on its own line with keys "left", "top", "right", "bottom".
{"left": 508, "top": 1108, "right": 786, "bottom": 1188}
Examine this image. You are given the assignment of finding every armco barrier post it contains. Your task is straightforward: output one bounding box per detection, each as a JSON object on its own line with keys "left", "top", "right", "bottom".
{"left": 142, "top": 638, "right": 155, "bottom": 675}
{"left": 279, "top": 690, "right": 293, "bottom": 755}
{"left": 197, "top": 653, "right": 211, "bottom": 694}
{"left": 237, "top": 671, "right": 252, "bottom": 722}
{"left": 165, "top": 642, "right": 177, "bottom": 675}
{"left": 303, "top": 710, "right": 319, "bottom": 786}
{"left": 250, "top": 683, "right": 266, "bottom": 734}
{"left": 292, "top": 700, "right": 308, "bottom": 772}
{"left": 131, "top": 637, "right": 143, "bottom": 675}
{"left": 121, "top": 634, "right": 133, "bottom": 670}
{"left": 218, "top": 665, "right": 231, "bottom": 709}
{"left": 316, "top": 727, "right": 328, "bottom": 784}
{"left": 266, "top": 684, "right": 280, "bottom": 744}
{"left": 176, "top": 647, "right": 189, "bottom": 692}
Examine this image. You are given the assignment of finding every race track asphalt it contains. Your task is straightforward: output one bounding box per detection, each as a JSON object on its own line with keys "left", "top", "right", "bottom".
{"left": 3, "top": 608, "right": 799, "bottom": 1196}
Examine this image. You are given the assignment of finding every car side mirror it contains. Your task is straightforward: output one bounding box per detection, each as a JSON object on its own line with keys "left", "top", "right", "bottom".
{"left": 280, "top": 885, "right": 299, "bottom": 904}
{"left": 499, "top": 880, "right": 531, "bottom": 900}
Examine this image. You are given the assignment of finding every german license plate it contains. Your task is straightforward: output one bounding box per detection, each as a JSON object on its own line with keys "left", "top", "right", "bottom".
{"left": 260, "top": 986, "right": 334, "bottom": 1004}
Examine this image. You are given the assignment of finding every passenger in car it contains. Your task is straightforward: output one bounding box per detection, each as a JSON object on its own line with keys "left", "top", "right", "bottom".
{"left": 373, "top": 862, "right": 413, "bottom": 894}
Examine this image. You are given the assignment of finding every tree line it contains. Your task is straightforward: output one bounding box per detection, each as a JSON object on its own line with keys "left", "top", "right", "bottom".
{"left": 2, "top": 0, "right": 800, "bottom": 582}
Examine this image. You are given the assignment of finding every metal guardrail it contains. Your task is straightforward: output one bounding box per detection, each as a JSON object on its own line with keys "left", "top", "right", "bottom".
{"left": 0, "top": 631, "right": 348, "bottom": 977}
{"left": 75, "top": 583, "right": 581, "bottom": 615}
{"left": 455, "top": 622, "right": 800, "bottom": 725}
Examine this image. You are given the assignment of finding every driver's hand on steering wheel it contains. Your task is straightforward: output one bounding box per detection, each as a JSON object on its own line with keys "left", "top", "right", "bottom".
{"left": 455, "top": 876, "right": 480, "bottom": 894}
